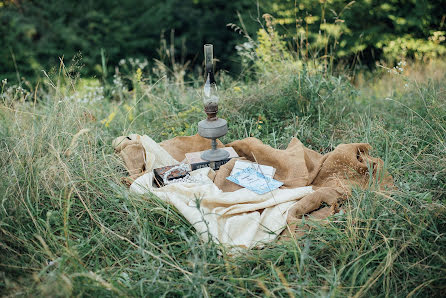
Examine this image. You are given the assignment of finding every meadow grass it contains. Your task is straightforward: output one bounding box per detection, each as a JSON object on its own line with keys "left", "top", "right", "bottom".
{"left": 0, "top": 59, "right": 445, "bottom": 297}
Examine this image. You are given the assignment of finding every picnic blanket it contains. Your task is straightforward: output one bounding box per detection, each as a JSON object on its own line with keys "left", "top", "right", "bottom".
{"left": 113, "top": 134, "right": 392, "bottom": 248}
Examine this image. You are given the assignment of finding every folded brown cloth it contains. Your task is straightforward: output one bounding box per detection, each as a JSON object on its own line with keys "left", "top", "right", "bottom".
{"left": 159, "top": 135, "right": 224, "bottom": 161}
{"left": 112, "top": 135, "right": 147, "bottom": 181}
{"left": 159, "top": 134, "right": 393, "bottom": 230}
{"left": 114, "top": 133, "right": 393, "bottom": 236}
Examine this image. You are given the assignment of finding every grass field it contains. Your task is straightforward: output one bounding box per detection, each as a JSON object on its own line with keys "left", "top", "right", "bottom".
{"left": 1, "top": 57, "right": 445, "bottom": 297}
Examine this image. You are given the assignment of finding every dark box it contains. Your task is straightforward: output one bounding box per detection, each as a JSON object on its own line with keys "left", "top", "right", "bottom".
{"left": 153, "top": 164, "right": 190, "bottom": 186}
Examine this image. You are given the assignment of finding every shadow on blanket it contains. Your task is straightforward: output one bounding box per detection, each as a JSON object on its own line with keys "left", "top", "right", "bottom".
{"left": 113, "top": 134, "right": 393, "bottom": 239}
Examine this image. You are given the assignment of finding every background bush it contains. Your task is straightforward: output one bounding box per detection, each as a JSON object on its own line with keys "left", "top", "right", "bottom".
{"left": 265, "top": 0, "right": 446, "bottom": 65}
{"left": 0, "top": 0, "right": 258, "bottom": 83}
{"left": 1, "top": 0, "right": 445, "bottom": 84}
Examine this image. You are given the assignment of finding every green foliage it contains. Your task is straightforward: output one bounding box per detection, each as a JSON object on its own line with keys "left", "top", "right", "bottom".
{"left": 0, "top": 0, "right": 257, "bottom": 84}
{"left": 262, "top": 0, "right": 446, "bottom": 65}
{"left": 2, "top": 0, "right": 446, "bottom": 85}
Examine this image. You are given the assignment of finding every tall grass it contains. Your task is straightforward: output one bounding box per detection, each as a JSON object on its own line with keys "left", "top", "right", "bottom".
{"left": 1, "top": 52, "right": 445, "bottom": 296}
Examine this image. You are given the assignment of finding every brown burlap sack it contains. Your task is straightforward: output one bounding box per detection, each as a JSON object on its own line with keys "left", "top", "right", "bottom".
{"left": 112, "top": 135, "right": 146, "bottom": 181}
{"left": 158, "top": 134, "right": 393, "bottom": 227}
{"left": 114, "top": 133, "right": 393, "bottom": 236}
{"left": 226, "top": 138, "right": 392, "bottom": 219}
{"left": 159, "top": 134, "right": 224, "bottom": 162}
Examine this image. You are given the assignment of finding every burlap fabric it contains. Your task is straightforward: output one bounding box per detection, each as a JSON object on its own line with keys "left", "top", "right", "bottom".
{"left": 113, "top": 134, "right": 179, "bottom": 182}
{"left": 114, "top": 134, "right": 392, "bottom": 235}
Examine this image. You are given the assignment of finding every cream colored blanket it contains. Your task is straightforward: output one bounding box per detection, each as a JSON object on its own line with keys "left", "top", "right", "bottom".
{"left": 125, "top": 135, "right": 314, "bottom": 248}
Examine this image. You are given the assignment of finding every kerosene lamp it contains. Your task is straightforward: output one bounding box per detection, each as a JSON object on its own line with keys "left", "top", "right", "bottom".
{"left": 198, "top": 44, "right": 230, "bottom": 161}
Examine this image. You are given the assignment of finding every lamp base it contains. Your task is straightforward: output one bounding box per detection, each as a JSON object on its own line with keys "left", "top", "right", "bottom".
{"left": 198, "top": 117, "right": 229, "bottom": 162}
{"left": 201, "top": 147, "right": 230, "bottom": 161}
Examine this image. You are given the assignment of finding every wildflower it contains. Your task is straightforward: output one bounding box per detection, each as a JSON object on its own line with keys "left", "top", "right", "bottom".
{"left": 233, "top": 86, "right": 241, "bottom": 92}
{"left": 123, "top": 104, "right": 134, "bottom": 121}
{"left": 394, "top": 60, "right": 406, "bottom": 73}
{"left": 256, "top": 115, "right": 264, "bottom": 130}
{"left": 136, "top": 68, "right": 142, "bottom": 81}
{"left": 138, "top": 59, "right": 148, "bottom": 70}
{"left": 1, "top": 78, "right": 6, "bottom": 86}
{"left": 113, "top": 74, "right": 124, "bottom": 88}
{"left": 101, "top": 107, "right": 118, "bottom": 127}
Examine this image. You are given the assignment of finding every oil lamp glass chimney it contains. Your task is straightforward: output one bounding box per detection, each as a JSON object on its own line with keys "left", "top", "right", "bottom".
{"left": 203, "top": 44, "right": 219, "bottom": 120}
